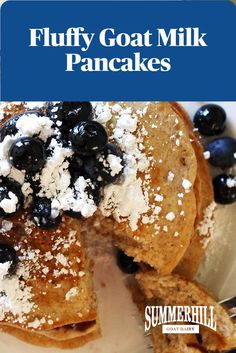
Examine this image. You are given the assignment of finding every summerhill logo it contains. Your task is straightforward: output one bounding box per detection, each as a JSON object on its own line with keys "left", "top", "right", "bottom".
{"left": 145, "top": 306, "right": 217, "bottom": 334}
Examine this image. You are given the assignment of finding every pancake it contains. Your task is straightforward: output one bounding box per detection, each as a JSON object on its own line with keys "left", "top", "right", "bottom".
{"left": 171, "top": 103, "right": 214, "bottom": 278}
{"left": 95, "top": 102, "right": 201, "bottom": 275}
{"left": 0, "top": 324, "right": 99, "bottom": 349}
{"left": 0, "top": 211, "right": 99, "bottom": 346}
{"left": 127, "top": 276, "right": 200, "bottom": 353}
{"left": 136, "top": 271, "right": 236, "bottom": 352}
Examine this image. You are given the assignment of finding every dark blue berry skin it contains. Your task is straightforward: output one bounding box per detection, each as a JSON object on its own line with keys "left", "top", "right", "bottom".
{"left": 194, "top": 104, "right": 226, "bottom": 136}
{"left": 9, "top": 137, "right": 46, "bottom": 173}
{"left": 83, "top": 144, "right": 124, "bottom": 186}
{"left": 64, "top": 210, "right": 83, "bottom": 220}
{"left": 207, "top": 137, "right": 236, "bottom": 169}
{"left": 25, "top": 174, "right": 41, "bottom": 196}
{"left": 0, "top": 179, "right": 24, "bottom": 217}
{"left": 70, "top": 121, "right": 108, "bottom": 156}
{"left": 92, "top": 184, "right": 101, "bottom": 206}
{"left": 213, "top": 174, "right": 236, "bottom": 204}
{"left": 32, "top": 198, "right": 62, "bottom": 229}
{"left": 0, "top": 111, "right": 42, "bottom": 143}
{"left": 68, "top": 155, "right": 84, "bottom": 182}
{"left": 48, "top": 102, "right": 93, "bottom": 134}
{"left": 58, "top": 102, "right": 93, "bottom": 128}
{"left": 0, "top": 116, "right": 19, "bottom": 143}
{"left": 82, "top": 157, "right": 99, "bottom": 182}
{"left": 117, "top": 250, "right": 139, "bottom": 274}
{"left": 0, "top": 243, "right": 18, "bottom": 275}
{"left": 46, "top": 102, "right": 60, "bottom": 118}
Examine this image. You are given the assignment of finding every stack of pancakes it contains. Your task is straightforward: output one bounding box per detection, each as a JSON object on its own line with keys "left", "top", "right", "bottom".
{"left": 0, "top": 102, "right": 235, "bottom": 352}
{"left": 0, "top": 211, "right": 99, "bottom": 348}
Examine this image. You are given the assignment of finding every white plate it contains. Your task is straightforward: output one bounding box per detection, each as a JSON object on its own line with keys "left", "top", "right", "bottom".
{"left": 0, "top": 102, "right": 236, "bottom": 353}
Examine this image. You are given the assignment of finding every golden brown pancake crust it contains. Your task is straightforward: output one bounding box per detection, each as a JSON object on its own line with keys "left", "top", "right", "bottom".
{"left": 171, "top": 103, "right": 213, "bottom": 278}
{"left": 0, "top": 324, "right": 100, "bottom": 349}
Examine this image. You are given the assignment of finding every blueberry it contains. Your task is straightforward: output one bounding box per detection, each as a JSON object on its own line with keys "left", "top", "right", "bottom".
{"left": 0, "top": 179, "right": 24, "bottom": 217}
{"left": 207, "top": 137, "right": 236, "bottom": 169}
{"left": 70, "top": 121, "right": 108, "bottom": 156}
{"left": 0, "top": 111, "right": 41, "bottom": 143}
{"left": 9, "top": 137, "right": 46, "bottom": 173}
{"left": 92, "top": 184, "right": 101, "bottom": 206}
{"left": 0, "top": 243, "right": 18, "bottom": 275}
{"left": 213, "top": 174, "right": 236, "bottom": 204}
{"left": 194, "top": 104, "right": 226, "bottom": 136}
{"left": 0, "top": 116, "right": 18, "bottom": 142}
{"left": 32, "top": 197, "right": 62, "bottom": 229}
{"left": 68, "top": 155, "right": 84, "bottom": 182}
{"left": 83, "top": 144, "right": 124, "bottom": 186}
{"left": 117, "top": 250, "right": 139, "bottom": 274}
{"left": 64, "top": 210, "right": 83, "bottom": 220}
{"left": 57, "top": 102, "right": 93, "bottom": 129}
{"left": 82, "top": 157, "right": 100, "bottom": 182}
{"left": 49, "top": 102, "right": 93, "bottom": 135}
{"left": 46, "top": 102, "right": 61, "bottom": 118}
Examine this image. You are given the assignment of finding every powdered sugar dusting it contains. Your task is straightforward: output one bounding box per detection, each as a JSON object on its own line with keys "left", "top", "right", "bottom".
{"left": 65, "top": 287, "right": 78, "bottom": 301}
{"left": 198, "top": 202, "right": 216, "bottom": 242}
{"left": 226, "top": 176, "right": 236, "bottom": 188}
{"left": 98, "top": 104, "right": 152, "bottom": 231}
{"left": 0, "top": 262, "right": 36, "bottom": 323}
{"left": 16, "top": 114, "right": 53, "bottom": 142}
{"left": 0, "top": 191, "right": 18, "bottom": 213}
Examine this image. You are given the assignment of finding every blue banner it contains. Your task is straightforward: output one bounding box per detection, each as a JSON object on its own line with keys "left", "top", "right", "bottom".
{"left": 1, "top": 1, "right": 236, "bottom": 100}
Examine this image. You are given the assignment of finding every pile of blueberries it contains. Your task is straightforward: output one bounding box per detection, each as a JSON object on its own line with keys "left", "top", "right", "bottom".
{"left": 0, "top": 102, "right": 124, "bottom": 229}
{"left": 194, "top": 104, "right": 236, "bottom": 205}
{"left": 0, "top": 102, "right": 126, "bottom": 274}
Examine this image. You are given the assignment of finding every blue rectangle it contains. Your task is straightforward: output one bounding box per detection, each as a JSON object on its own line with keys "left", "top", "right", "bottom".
{"left": 1, "top": 1, "right": 236, "bottom": 100}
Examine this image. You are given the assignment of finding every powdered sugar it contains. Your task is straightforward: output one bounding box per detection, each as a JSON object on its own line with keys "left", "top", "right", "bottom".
{"left": 0, "top": 262, "right": 11, "bottom": 281}
{"left": 101, "top": 176, "right": 149, "bottom": 231}
{"left": 25, "top": 102, "right": 45, "bottom": 110}
{"left": 38, "top": 142, "right": 72, "bottom": 199}
{"left": 198, "top": 202, "right": 216, "bottom": 240}
{"left": 166, "top": 212, "right": 175, "bottom": 221}
{"left": 93, "top": 102, "right": 112, "bottom": 124}
{"left": 226, "top": 176, "right": 236, "bottom": 188}
{"left": 1, "top": 220, "right": 13, "bottom": 232}
{"left": 65, "top": 287, "right": 78, "bottom": 301}
{"left": 182, "top": 178, "right": 192, "bottom": 192}
{"left": 167, "top": 171, "right": 175, "bottom": 182}
{"left": 99, "top": 104, "right": 151, "bottom": 231}
{"left": 37, "top": 141, "right": 97, "bottom": 218}
{"left": 204, "top": 151, "right": 210, "bottom": 160}
{"left": 0, "top": 191, "right": 18, "bottom": 213}
{"left": 0, "top": 160, "right": 11, "bottom": 177}
{"left": 116, "top": 113, "right": 138, "bottom": 133}
{"left": 0, "top": 263, "right": 35, "bottom": 323}
{"left": 16, "top": 114, "right": 53, "bottom": 142}
{"left": 106, "top": 154, "right": 123, "bottom": 177}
